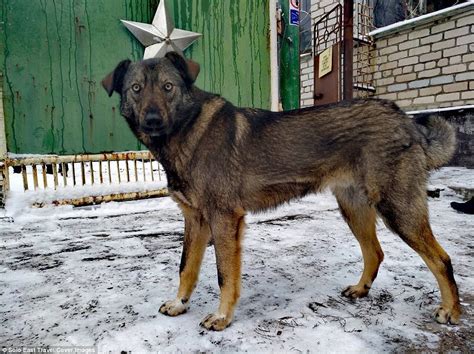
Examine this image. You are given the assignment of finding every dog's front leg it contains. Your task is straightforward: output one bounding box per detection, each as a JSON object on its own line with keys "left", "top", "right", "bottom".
{"left": 200, "top": 212, "right": 245, "bottom": 331}
{"left": 160, "top": 205, "right": 211, "bottom": 316}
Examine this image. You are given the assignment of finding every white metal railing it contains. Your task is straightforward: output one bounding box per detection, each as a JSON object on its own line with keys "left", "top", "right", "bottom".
{"left": 1, "top": 151, "right": 169, "bottom": 207}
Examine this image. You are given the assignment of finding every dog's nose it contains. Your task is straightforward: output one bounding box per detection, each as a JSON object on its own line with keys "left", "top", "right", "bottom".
{"left": 144, "top": 111, "right": 161, "bottom": 127}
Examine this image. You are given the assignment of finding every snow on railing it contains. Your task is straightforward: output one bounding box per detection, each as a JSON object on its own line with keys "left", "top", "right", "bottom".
{"left": 2, "top": 151, "right": 169, "bottom": 207}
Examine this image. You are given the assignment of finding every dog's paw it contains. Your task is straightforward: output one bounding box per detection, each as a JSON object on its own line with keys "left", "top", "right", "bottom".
{"left": 341, "top": 284, "right": 370, "bottom": 299}
{"left": 433, "top": 305, "right": 460, "bottom": 325}
{"left": 159, "top": 299, "right": 187, "bottom": 317}
{"left": 200, "top": 313, "right": 231, "bottom": 331}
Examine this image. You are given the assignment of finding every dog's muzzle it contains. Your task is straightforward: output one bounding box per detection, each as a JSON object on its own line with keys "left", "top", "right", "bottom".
{"left": 143, "top": 110, "right": 166, "bottom": 136}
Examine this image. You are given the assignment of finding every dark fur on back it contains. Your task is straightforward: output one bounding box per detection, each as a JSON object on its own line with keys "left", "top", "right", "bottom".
{"left": 102, "top": 54, "right": 455, "bottom": 214}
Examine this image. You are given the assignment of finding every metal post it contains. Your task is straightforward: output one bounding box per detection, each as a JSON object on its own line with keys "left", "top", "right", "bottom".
{"left": 0, "top": 72, "right": 8, "bottom": 206}
{"left": 279, "top": 0, "right": 300, "bottom": 110}
{"left": 343, "top": 0, "right": 354, "bottom": 101}
{"left": 269, "top": 0, "right": 280, "bottom": 111}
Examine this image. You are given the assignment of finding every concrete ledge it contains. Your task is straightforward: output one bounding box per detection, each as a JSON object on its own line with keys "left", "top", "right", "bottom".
{"left": 370, "top": 2, "right": 474, "bottom": 39}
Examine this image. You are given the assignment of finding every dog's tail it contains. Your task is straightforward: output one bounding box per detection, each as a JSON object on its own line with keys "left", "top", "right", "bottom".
{"left": 415, "top": 114, "right": 456, "bottom": 170}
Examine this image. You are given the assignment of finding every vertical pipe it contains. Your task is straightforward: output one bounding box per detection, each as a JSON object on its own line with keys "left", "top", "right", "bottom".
{"left": 21, "top": 165, "right": 28, "bottom": 191}
{"left": 149, "top": 159, "right": 154, "bottom": 181}
{"left": 0, "top": 83, "right": 7, "bottom": 162}
{"left": 269, "top": 0, "right": 279, "bottom": 111}
{"left": 72, "top": 163, "right": 77, "bottom": 186}
{"left": 42, "top": 163, "right": 48, "bottom": 188}
{"left": 52, "top": 163, "right": 58, "bottom": 190}
{"left": 125, "top": 158, "right": 130, "bottom": 182}
{"left": 279, "top": 0, "right": 301, "bottom": 110}
{"left": 108, "top": 160, "right": 112, "bottom": 184}
{"left": 32, "top": 165, "right": 39, "bottom": 190}
{"left": 81, "top": 161, "right": 86, "bottom": 186}
{"left": 99, "top": 160, "right": 104, "bottom": 184}
{"left": 343, "top": 0, "right": 354, "bottom": 101}
{"left": 90, "top": 162, "right": 95, "bottom": 185}
{"left": 62, "top": 163, "right": 67, "bottom": 187}
{"left": 2, "top": 161, "right": 10, "bottom": 193}
{"left": 134, "top": 159, "right": 138, "bottom": 182}
{"left": 116, "top": 160, "right": 121, "bottom": 183}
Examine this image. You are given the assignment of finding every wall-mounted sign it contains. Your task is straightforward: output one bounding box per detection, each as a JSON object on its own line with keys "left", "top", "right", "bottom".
{"left": 319, "top": 46, "right": 333, "bottom": 78}
{"left": 289, "top": 0, "right": 299, "bottom": 26}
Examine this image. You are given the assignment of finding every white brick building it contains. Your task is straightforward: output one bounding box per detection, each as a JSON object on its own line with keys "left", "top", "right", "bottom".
{"left": 300, "top": 1, "right": 474, "bottom": 110}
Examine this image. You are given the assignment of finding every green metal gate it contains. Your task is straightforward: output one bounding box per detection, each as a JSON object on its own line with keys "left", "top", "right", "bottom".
{"left": 0, "top": 0, "right": 271, "bottom": 155}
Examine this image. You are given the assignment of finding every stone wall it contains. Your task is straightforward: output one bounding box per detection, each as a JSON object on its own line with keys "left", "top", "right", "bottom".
{"left": 372, "top": 5, "right": 474, "bottom": 110}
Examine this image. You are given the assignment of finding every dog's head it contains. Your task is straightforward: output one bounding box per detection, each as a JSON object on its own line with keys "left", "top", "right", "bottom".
{"left": 101, "top": 52, "right": 200, "bottom": 138}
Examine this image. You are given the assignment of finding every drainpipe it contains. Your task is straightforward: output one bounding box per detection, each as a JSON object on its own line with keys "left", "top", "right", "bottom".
{"left": 279, "top": 0, "right": 300, "bottom": 110}
{"left": 343, "top": 0, "right": 354, "bottom": 101}
{"left": 269, "top": 0, "right": 280, "bottom": 111}
{"left": 0, "top": 73, "right": 8, "bottom": 206}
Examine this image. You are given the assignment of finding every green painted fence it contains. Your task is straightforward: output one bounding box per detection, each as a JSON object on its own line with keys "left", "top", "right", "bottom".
{"left": 1, "top": 0, "right": 270, "bottom": 155}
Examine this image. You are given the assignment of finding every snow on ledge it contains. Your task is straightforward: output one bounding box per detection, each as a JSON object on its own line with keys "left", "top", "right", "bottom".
{"left": 406, "top": 105, "right": 474, "bottom": 115}
{"left": 369, "top": 1, "right": 474, "bottom": 38}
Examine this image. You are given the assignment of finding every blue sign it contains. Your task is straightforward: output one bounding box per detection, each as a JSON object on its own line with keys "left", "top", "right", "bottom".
{"left": 290, "top": 8, "right": 299, "bottom": 26}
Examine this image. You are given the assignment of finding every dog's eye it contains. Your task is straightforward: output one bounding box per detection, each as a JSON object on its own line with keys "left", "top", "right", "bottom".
{"left": 131, "top": 84, "right": 141, "bottom": 93}
{"left": 164, "top": 83, "right": 173, "bottom": 92}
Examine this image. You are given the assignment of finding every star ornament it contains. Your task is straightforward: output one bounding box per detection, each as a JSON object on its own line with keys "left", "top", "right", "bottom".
{"left": 121, "top": 1, "right": 201, "bottom": 59}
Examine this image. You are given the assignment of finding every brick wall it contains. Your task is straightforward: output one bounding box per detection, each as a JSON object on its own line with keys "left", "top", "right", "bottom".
{"left": 373, "top": 6, "right": 474, "bottom": 110}
{"left": 300, "top": 54, "right": 314, "bottom": 107}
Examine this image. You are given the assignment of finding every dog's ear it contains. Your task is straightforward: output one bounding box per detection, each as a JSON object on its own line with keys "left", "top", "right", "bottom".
{"left": 165, "top": 52, "right": 200, "bottom": 85}
{"left": 101, "top": 59, "right": 132, "bottom": 97}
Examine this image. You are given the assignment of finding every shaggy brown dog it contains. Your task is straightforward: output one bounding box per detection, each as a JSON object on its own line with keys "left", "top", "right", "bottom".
{"left": 102, "top": 52, "right": 460, "bottom": 330}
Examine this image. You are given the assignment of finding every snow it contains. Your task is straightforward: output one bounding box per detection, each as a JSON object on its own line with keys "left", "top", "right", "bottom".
{"left": 0, "top": 167, "right": 473, "bottom": 352}
{"left": 406, "top": 105, "right": 474, "bottom": 116}
{"left": 369, "top": 1, "right": 474, "bottom": 38}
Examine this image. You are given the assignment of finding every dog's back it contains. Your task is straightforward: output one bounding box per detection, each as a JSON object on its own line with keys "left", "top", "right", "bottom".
{"left": 194, "top": 98, "right": 455, "bottom": 213}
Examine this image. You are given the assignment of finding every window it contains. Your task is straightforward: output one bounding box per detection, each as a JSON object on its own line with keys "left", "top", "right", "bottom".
{"left": 300, "top": 0, "right": 312, "bottom": 54}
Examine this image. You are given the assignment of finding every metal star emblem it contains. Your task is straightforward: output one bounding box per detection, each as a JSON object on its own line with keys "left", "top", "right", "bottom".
{"left": 121, "top": 1, "right": 201, "bottom": 59}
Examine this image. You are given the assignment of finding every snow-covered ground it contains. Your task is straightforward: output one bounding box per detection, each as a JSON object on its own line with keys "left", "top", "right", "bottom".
{"left": 0, "top": 167, "right": 473, "bottom": 352}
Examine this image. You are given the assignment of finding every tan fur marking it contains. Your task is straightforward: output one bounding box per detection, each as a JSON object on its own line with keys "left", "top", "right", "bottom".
{"left": 160, "top": 204, "right": 210, "bottom": 317}
{"left": 200, "top": 212, "right": 245, "bottom": 330}
{"left": 235, "top": 113, "right": 250, "bottom": 145}
{"left": 408, "top": 219, "right": 461, "bottom": 324}
{"left": 336, "top": 195, "right": 383, "bottom": 298}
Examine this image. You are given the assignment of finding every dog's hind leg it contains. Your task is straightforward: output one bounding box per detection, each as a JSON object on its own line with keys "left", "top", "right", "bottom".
{"left": 335, "top": 187, "right": 384, "bottom": 299}
{"left": 200, "top": 211, "right": 245, "bottom": 331}
{"left": 377, "top": 197, "right": 461, "bottom": 324}
{"left": 160, "top": 204, "right": 211, "bottom": 317}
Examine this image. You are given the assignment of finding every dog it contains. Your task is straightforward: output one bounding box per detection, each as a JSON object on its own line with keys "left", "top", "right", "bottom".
{"left": 102, "top": 52, "right": 461, "bottom": 330}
